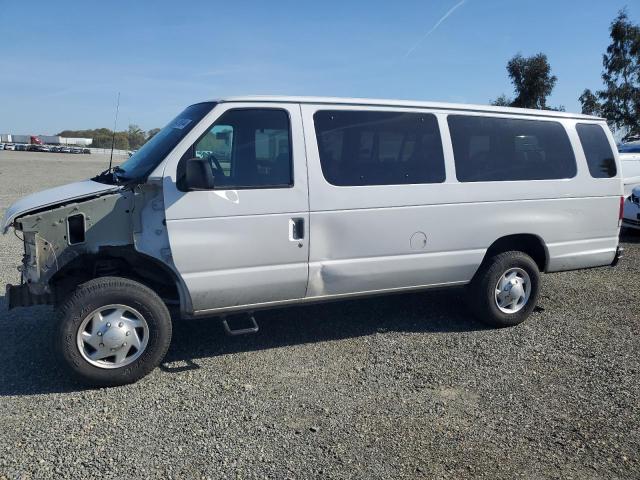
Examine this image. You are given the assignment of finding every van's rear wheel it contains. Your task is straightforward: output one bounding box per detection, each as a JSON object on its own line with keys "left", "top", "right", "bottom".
{"left": 469, "top": 251, "right": 540, "bottom": 327}
{"left": 55, "top": 277, "right": 172, "bottom": 387}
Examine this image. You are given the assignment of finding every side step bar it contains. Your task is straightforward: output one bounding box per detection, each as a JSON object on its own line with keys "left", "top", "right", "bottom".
{"left": 221, "top": 313, "right": 259, "bottom": 336}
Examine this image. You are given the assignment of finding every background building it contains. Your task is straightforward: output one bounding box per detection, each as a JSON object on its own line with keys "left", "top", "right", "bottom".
{"left": 0, "top": 133, "right": 92, "bottom": 145}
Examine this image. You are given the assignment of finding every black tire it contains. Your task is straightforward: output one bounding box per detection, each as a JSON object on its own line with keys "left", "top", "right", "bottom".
{"left": 55, "top": 276, "right": 172, "bottom": 387}
{"left": 469, "top": 251, "right": 540, "bottom": 327}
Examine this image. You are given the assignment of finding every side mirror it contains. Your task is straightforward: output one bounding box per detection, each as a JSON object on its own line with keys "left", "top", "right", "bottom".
{"left": 185, "top": 157, "right": 215, "bottom": 190}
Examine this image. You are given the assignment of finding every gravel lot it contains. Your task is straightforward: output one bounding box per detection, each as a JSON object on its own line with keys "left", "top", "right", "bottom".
{"left": 0, "top": 151, "right": 638, "bottom": 479}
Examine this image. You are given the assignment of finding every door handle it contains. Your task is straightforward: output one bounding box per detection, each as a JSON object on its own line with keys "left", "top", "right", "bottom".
{"left": 289, "top": 218, "right": 305, "bottom": 241}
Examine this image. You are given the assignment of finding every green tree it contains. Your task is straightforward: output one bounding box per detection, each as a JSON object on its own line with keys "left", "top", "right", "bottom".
{"left": 147, "top": 128, "right": 161, "bottom": 140}
{"left": 56, "top": 128, "right": 131, "bottom": 149}
{"left": 579, "top": 9, "right": 640, "bottom": 138}
{"left": 491, "top": 94, "right": 512, "bottom": 107}
{"left": 492, "top": 53, "right": 560, "bottom": 110}
{"left": 127, "top": 124, "right": 146, "bottom": 150}
{"left": 578, "top": 89, "right": 602, "bottom": 116}
{"left": 113, "top": 132, "right": 130, "bottom": 150}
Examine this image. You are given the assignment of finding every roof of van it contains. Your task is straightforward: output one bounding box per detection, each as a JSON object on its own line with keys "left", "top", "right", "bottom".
{"left": 214, "top": 95, "right": 604, "bottom": 121}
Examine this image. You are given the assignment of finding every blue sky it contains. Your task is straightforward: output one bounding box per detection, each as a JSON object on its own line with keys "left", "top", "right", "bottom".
{"left": 0, "top": 0, "right": 637, "bottom": 134}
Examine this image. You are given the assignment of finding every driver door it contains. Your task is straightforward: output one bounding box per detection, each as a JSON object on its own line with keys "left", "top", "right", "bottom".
{"left": 163, "top": 103, "right": 309, "bottom": 313}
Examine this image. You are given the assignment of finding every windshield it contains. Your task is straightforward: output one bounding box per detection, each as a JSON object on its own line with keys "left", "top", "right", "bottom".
{"left": 107, "top": 102, "right": 216, "bottom": 182}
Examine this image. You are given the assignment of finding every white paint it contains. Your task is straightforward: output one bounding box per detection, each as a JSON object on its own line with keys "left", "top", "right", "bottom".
{"left": 162, "top": 102, "right": 310, "bottom": 311}
{"left": 159, "top": 98, "right": 621, "bottom": 314}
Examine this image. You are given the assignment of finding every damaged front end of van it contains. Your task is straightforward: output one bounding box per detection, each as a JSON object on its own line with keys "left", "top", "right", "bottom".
{"left": 3, "top": 102, "right": 216, "bottom": 316}
{"left": 2, "top": 178, "right": 177, "bottom": 310}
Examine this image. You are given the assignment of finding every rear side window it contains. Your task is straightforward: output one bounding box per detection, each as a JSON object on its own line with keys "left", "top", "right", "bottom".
{"left": 576, "top": 123, "right": 617, "bottom": 178}
{"left": 448, "top": 115, "right": 577, "bottom": 182}
{"left": 314, "top": 110, "right": 445, "bottom": 186}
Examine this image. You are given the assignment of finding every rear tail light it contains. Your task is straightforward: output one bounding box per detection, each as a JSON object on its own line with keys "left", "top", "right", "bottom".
{"left": 619, "top": 196, "right": 624, "bottom": 226}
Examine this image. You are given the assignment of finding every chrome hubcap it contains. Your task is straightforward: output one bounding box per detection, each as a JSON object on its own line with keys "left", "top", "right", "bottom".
{"left": 77, "top": 304, "right": 149, "bottom": 369}
{"left": 494, "top": 268, "right": 531, "bottom": 314}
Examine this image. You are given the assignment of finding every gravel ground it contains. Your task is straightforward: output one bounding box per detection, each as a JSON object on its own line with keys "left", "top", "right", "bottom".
{"left": 0, "top": 151, "right": 638, "bottom": 480}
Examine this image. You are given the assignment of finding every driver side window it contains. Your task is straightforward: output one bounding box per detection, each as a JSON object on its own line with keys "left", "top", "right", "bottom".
{"left": 192, "top": 109, "right": 292, "bottom": 189}
{"left": 195, "top": 124, "right": 233, "bottom": 177}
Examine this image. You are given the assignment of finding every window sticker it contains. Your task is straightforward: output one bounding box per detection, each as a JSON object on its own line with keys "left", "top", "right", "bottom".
{"left": 172, "top": 118, "right": 192, "bottom": 129}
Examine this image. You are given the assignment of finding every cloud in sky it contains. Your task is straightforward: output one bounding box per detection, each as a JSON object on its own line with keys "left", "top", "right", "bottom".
{"left": 404, "top": 0, "right": 467, "bottom": 58}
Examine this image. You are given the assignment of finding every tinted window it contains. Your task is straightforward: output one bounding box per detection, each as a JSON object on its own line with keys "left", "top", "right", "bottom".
{"left": 191, "top": 109, "right": 292, "bottom": 189}
{"left": 314, "top": 110, "right": 445, "bottom": 186}
{"left": 576, "top": 124, "right": 616, "bottom": 178}
{"left": 448, "top": 115, "right": 577, "bottom": 182}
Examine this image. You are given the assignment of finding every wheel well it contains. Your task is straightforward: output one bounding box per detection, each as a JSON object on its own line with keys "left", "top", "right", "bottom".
{"left": 50, "top": 247, "right": 183, "bottom": 308}
{"left": 483, "top": 234, "right": 548, "bottom": 272}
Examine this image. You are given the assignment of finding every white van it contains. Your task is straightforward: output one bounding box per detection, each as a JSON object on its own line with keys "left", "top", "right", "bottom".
{"left": 2, "top": 96, "right": 623, "bottom": 386}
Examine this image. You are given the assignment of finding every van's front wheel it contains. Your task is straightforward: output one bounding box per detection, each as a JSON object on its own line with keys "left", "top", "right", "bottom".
{"left": 469, "top": 251, "right": 540, "bottom": 327}
{"left": 55, "top": 277, "right": 172, "bottom": 386}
